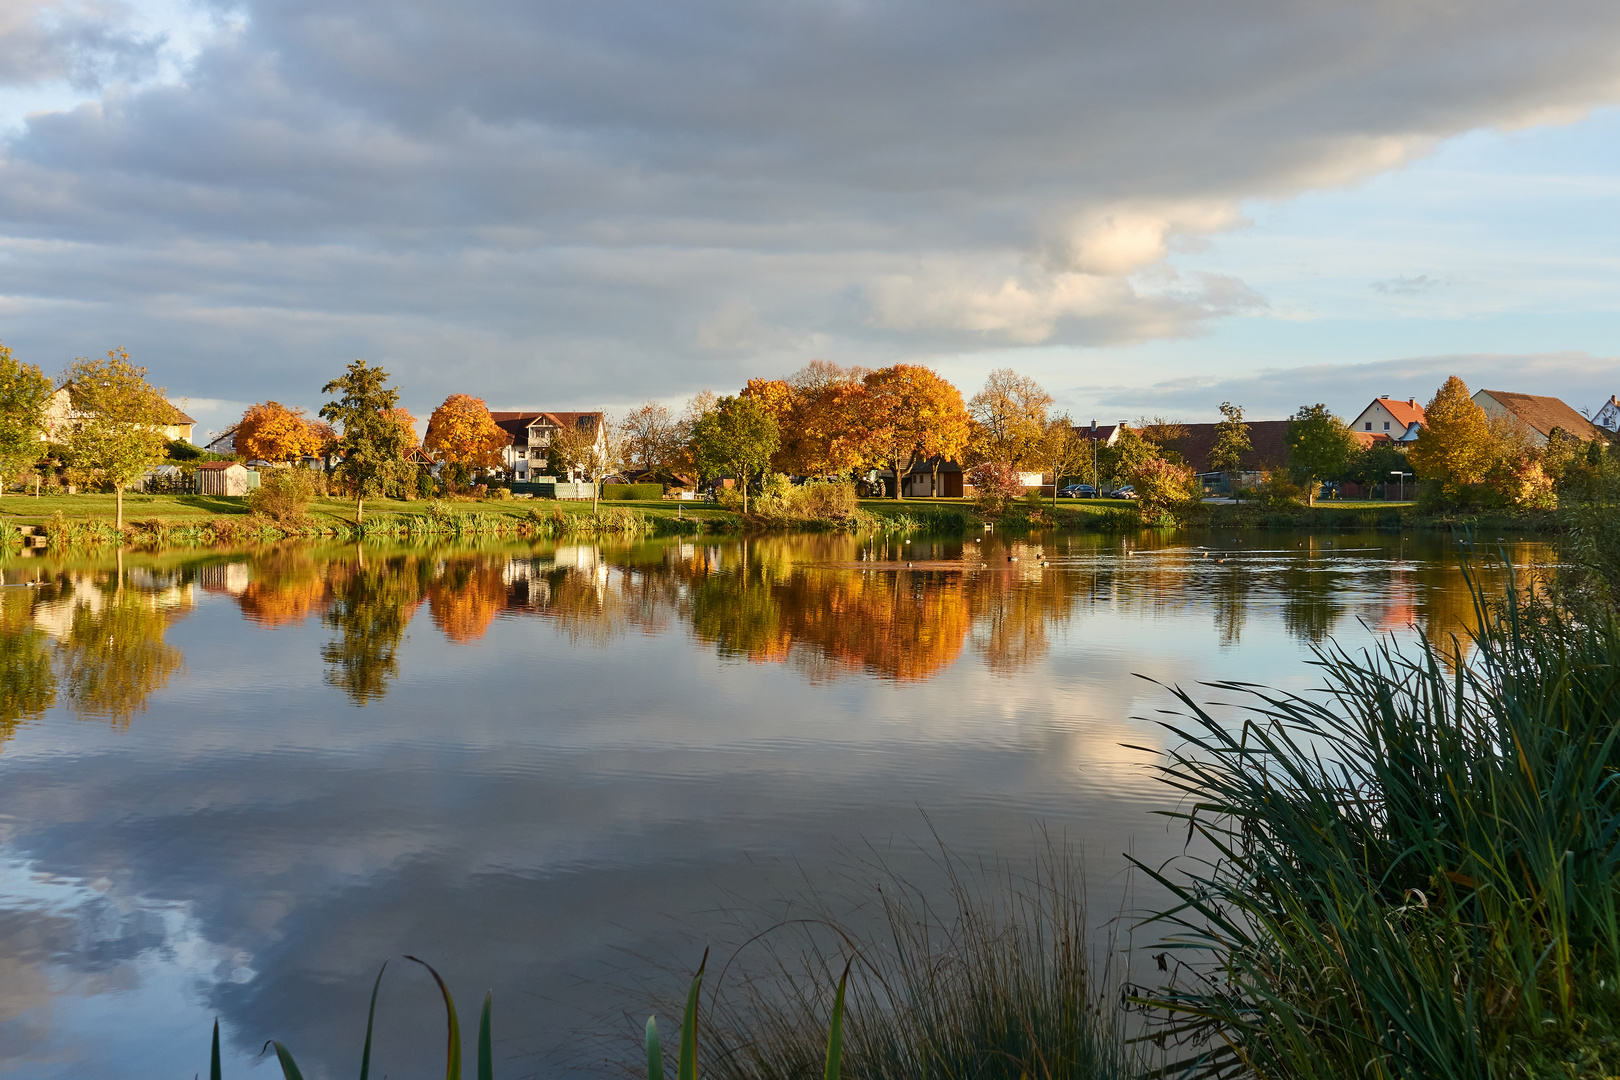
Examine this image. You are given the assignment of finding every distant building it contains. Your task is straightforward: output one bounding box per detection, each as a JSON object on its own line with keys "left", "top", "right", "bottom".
{"left": 1471, "top": 389, "right": 1600, "bottom": 448}
{"left": 1348, "top": 397, "right": 1426, "bottom": 443}
{"left": 41, "top": 385, "right": 197, "bottom": 444}
{"left": 203, "top": 425, "right": 238, "bottom": 455}
{"left": 489, "top": 411, "right": 606, "bottom": 481}
{"left": 1591, "top": 394, "right": 1619, "bottom": 436}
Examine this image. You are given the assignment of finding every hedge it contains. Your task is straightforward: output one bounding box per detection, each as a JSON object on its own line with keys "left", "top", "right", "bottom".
{"left": 601, "top": 483, "right": 664, "bottom": 501}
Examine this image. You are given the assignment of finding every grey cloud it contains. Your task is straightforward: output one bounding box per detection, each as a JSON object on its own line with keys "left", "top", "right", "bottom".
{"left": 1371, "top": 274, "right": 1447, "bottom": 295}
{"left": 0, "top": 1, "right": 164, "bottom": 91}
{"left": 1, "top": 1, "right": 1620, "bottom": 406}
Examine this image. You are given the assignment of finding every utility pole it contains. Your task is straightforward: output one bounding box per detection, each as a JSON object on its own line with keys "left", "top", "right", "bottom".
{"left": 1090, "top": 419, "right": 1099, "bottom": 492}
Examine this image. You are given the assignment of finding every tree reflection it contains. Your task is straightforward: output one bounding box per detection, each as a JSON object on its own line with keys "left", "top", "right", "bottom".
{"left": 237, "top": 549, "right": 331, "bottom": 627}
{"left": 55, "top": 579, "right": 187, "bottom": 727}
{"left": 429, "top": 557, "right": 508, "bottom": 643}
{"left": 0, "top": 589, "right": 55, "bottom": 746}
{"left": 321, "top": 549, "right": 428, "bottom": 704}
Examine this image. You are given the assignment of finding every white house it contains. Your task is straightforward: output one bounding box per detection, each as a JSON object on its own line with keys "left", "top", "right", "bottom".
{"left": 41, "top": 384, "right": 197, "bottom": 444}
{"left": 1347, "top": 397, "right": 1426, "bottom": 443}
{"left": 489, "top": 411, "right": 606, "bottom": 481}
{"left": 1593, "top": 395, "right": 1620, "bottom": 436}
{"left": 1471, "top": 389, "right": 1600, "bottom": 448}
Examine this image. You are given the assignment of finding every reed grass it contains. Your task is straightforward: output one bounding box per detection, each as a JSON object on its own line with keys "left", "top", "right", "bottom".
{"left": 692, "top": 846, "right": 1138, "bottom": 1080}
{"left": 1130, "top": 566, "right": 1620, "bottom": 1079}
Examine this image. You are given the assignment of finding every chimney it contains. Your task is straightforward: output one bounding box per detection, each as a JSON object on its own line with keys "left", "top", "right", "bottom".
{"left": 1118, "top": 420, "right": 1128, "bottom": 429}
{"left": 1409, "top": 398, "right": 1417, "bottom": 407}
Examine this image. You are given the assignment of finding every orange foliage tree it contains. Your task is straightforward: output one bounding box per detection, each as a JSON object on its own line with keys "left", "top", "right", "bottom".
{"left": 1407, "top": 376, "right": 1493, "bottom": 501}
{"left": 236, "top": 401, "right": 325, "bottom": 463}
{"left": 425, "top": 394, "right": 506, "bottom": 485}
{"left": 853, "top": 364, "right": 970, "bottom": 499}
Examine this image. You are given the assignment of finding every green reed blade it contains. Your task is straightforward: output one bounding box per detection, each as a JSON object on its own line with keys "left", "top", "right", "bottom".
{"left": 645, "top": 1016, "right": 664, "bottom": 1080}
{"left": 678, "top": 948, "right": 708, "bottom": 1080}
{"left": 407, "top": 956, "right": 463, "bottom": 1080}
{"left": 478, "top": 991, "right": 493, "bottom": 1080}
{"left": 211, "top": 1018, "right": 221, "bottom": 1080}
{"left": 271, "top": 1041, "right": 307, "bottom": 1080}
{"left": 360, "top": 961, "right": 387, "bottom": 1080}
{"left": 824, "top": 959, "right": 851, "bottom": 1080}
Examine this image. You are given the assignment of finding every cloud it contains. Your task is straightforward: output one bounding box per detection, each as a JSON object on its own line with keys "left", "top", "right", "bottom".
{"left": 1084, "top": 350, "right": 1619, "bottom": 422}
{"left": 1371, "top": 274, "right": 1447, "bottom": 295}
{"left": 1, "top": 0, "right": 1619, "bottom": 408}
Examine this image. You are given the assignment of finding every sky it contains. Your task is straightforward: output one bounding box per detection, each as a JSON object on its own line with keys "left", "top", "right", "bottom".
{"left": 0, "top": 0, "right": 1617, "bottom": 439}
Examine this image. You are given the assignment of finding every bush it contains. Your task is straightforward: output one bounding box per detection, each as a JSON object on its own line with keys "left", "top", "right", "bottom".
{"left": 488, "top": 485, "right": 512, "bottom": 501}
{"left": 247, "top": 469, "right": 318, "bottom": 522}
{"left": 417, "top": 470, "right": 436, "bottom": 499}
{"left": 601, "top": 483, "right": 664, "bottom": 501}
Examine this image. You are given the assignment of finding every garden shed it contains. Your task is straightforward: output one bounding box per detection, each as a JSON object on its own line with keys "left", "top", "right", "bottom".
{"left": 195, "top": 461, "right": 253, "bottom": 496}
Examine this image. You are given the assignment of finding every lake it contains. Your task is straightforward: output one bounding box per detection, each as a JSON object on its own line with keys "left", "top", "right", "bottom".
{"left": 0, "top": 529, "right": 1539, "bottom": 1077}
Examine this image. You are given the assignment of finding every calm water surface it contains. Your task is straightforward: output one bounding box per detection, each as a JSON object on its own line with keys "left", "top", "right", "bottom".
{"left": 0, "top": 529, "right": 1542, "bottom": 1077}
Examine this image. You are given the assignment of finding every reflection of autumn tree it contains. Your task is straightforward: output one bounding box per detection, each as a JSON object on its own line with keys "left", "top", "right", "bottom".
{"left": 429, "top": 557, "right": 508, "bottom": 643}
{"left": 57, "top": 586, "right": 185, "bottom": 727}
{"left": 688, "top": 566, "right": 793, "bottom": 664}
{"left": 1277, "top": 561, "right": 1345, "bottom": 645}
{"left": 969, "top": 569, "right": 1071, "bottom": 674}
{"left": 321, "top": 550, "right": 428, "bottom": 704}
{"left": 237, "top": 549, "right": 331, "bottom": 626}
{"left": 0, "top": 590, "right": 54, "bottom": 747}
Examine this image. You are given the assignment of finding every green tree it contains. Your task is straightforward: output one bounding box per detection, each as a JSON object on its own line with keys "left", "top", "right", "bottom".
{"left": 0, "top": 342, "right": 52, "bottom": 497}
{"left": 1345, "top": 440, "right": 1411, "bottom": 492}
{"left": 320, "top": 360, "right": 406, "bottom": 522}
{"left": 690, "top": 395, "right": 780, "bottom": 514}
{"left": 1285, "top": 404, "right": 1357, "bottom": 506}
{"left": 63, "top": 349, "right": 172, "bottom": 529}
{"left": 1210, "top": 401, "right": 1251, "bottom": 487}
{"left": 322, "top": 550, "right": 428, "bottom": 704}
{"left": 1097, "top": 426, "right": 1159, "bottom": 491}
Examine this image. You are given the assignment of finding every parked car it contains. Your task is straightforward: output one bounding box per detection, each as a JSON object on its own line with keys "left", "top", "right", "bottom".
{"left": 1108, "top": 485, "right": 1137, "bottom": 499}
{"left": 1058, "top": 484, "right": 1098, "bottom": 498}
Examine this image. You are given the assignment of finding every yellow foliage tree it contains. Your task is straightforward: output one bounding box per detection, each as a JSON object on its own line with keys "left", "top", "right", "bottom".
{"left": 424, "top": 394, "right": 506, "bottom": 484}
{"left": 1407, "top": 376, "right": 1493, "bottom": 500}
{"left": 236, "top": 401, "right": 324, "bottom": 463}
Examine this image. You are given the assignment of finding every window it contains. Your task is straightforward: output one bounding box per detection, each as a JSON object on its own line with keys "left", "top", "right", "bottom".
{"left": 1365, "top": 422, "right": 1373, "bottom": 431}
{"left": 1383, "top": 421, "right": 1390, "bottom": 431}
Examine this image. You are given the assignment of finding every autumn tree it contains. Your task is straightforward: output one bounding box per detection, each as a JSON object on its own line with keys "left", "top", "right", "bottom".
{"left": 1097, "top": 426, "right": 1159, "bottom": 491}
{"left": 1285, "top": 404, "right": 1358, "bottom": 506}
{"left": 967, "top": 369, "right": 1052, "bottom": 468}
{"left": 852, "top": 365, "right": 970, "bottom": 500}
{"left": 690, "top": 395, "right": 779, "bottom": 513}
{"left": 618, "top": 401, "right": 683, "bottom": 478}
{"left": 63, "top": 349, "right": 172, "bottom": 529}
{"left": 319, "top": 360, "right": 406, "bottom": 523}
{"left": 551, "top": 413, "right": 623, "bottom": 510}
{"left": 0, "top": 341, "right": 52, "bottom": 496}
{"left": 425, "top": 394, "right": 506, "bottom": 488}
{"left": 1210, "top": 401, "right": 1251, "bottom": 486}
{"left": 1031, "top": 414, "right": 1091, "bottom": 506}
{"left": 1406, "top": 376, "right": 1494, "bottom": 502}
{"left": 236, "top": 401, "right": 325, "bottom": 463}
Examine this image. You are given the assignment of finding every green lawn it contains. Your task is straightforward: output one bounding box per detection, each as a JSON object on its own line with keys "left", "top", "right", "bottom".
{"left": 0, "top": 492, "right": 739, "bottom": 530}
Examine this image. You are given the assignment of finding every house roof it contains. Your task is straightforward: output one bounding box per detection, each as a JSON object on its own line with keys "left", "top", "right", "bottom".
{"left": 1165, "top": 420, "right": 1293, "bottom": 474}
{"left": 489, "top": 410, "right": 604, "bottom": 445}
{"left": 160, "top": 401, "right": 196, "bottom": 426}
{"left": 1072, "top": 422, "right": 1126, "bottom": 444}
{"left": 1351, "top": 431, "right": 1394, "bottom": 449}
{"left": 1477, "top": 390, "right": 1600, "bottom": 441}
{"left": 196, "top": 460, "right": 246, "bottom": 471}
{"left": 1373, "top": 397, "right": 1427, "bottom": 428}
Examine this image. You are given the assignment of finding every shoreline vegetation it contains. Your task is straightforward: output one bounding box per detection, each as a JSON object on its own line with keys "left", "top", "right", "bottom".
{"left": 0, "top": 489, "right": 1570, "bottom": 553}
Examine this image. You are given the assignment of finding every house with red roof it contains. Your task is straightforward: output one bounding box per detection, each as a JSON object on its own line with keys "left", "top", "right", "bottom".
{"left": 1472, "top": 390, "right": 1601, "bottom": 447}
{"left": 1348, "top": 397, "right": 1426, "bottom": 444}
{"left": 489, "top": 411, "right": 605, "bottom": 481}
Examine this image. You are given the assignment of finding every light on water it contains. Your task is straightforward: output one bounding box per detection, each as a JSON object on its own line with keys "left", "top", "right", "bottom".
{"left": 0, "top": 530, "right": 1536, "bottom": 1076}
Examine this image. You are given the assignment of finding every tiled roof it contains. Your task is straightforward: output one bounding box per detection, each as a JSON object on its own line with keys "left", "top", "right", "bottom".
{"left": 161, "top": 401, "right": 197, "bottom": 426}
{"left": 1477, "top": 390, "right": 1600, "bottom": 441}
{"left": 489, "top": 410, "right": 604, "bottom": 445}
{"left": 1376, "top": 397, "right": 1427, "bottom": 428}
{"left": 1164, "top": 420, "right": 1293, "bottom": 474}
{"left": 196, "top": 461, "right": 243, "bottom": 471}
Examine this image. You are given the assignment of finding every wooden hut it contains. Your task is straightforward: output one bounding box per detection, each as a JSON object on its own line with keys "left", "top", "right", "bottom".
{"left": 195, "top": 461, "right": 252, "bottom": 496}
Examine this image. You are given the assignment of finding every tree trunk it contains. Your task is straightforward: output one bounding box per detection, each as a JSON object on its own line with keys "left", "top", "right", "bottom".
{"left": 892, "top": 456, "right": 903, "bottom": 500}
{"left": 115, "top": 484, "right": 123, "bottom": 530}
{"left": 741, "top": 472, "right": 748, "bottom": 514}
{"left": 593, "top": 478, "right": 599, "bottom": 513}
{"left": 932, "top": 461, "right": 941, "bottom": 499}
{"left": 356, "top": 495, "right": 365, "bottom": 524}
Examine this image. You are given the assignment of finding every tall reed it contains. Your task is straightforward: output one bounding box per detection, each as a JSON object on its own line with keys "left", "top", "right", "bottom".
{"left": 1132, "top": 569, "right": 1620, "bottom": 1079}
{"left": 695, "top": 846, "right": 1137, "bottom": 1080}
